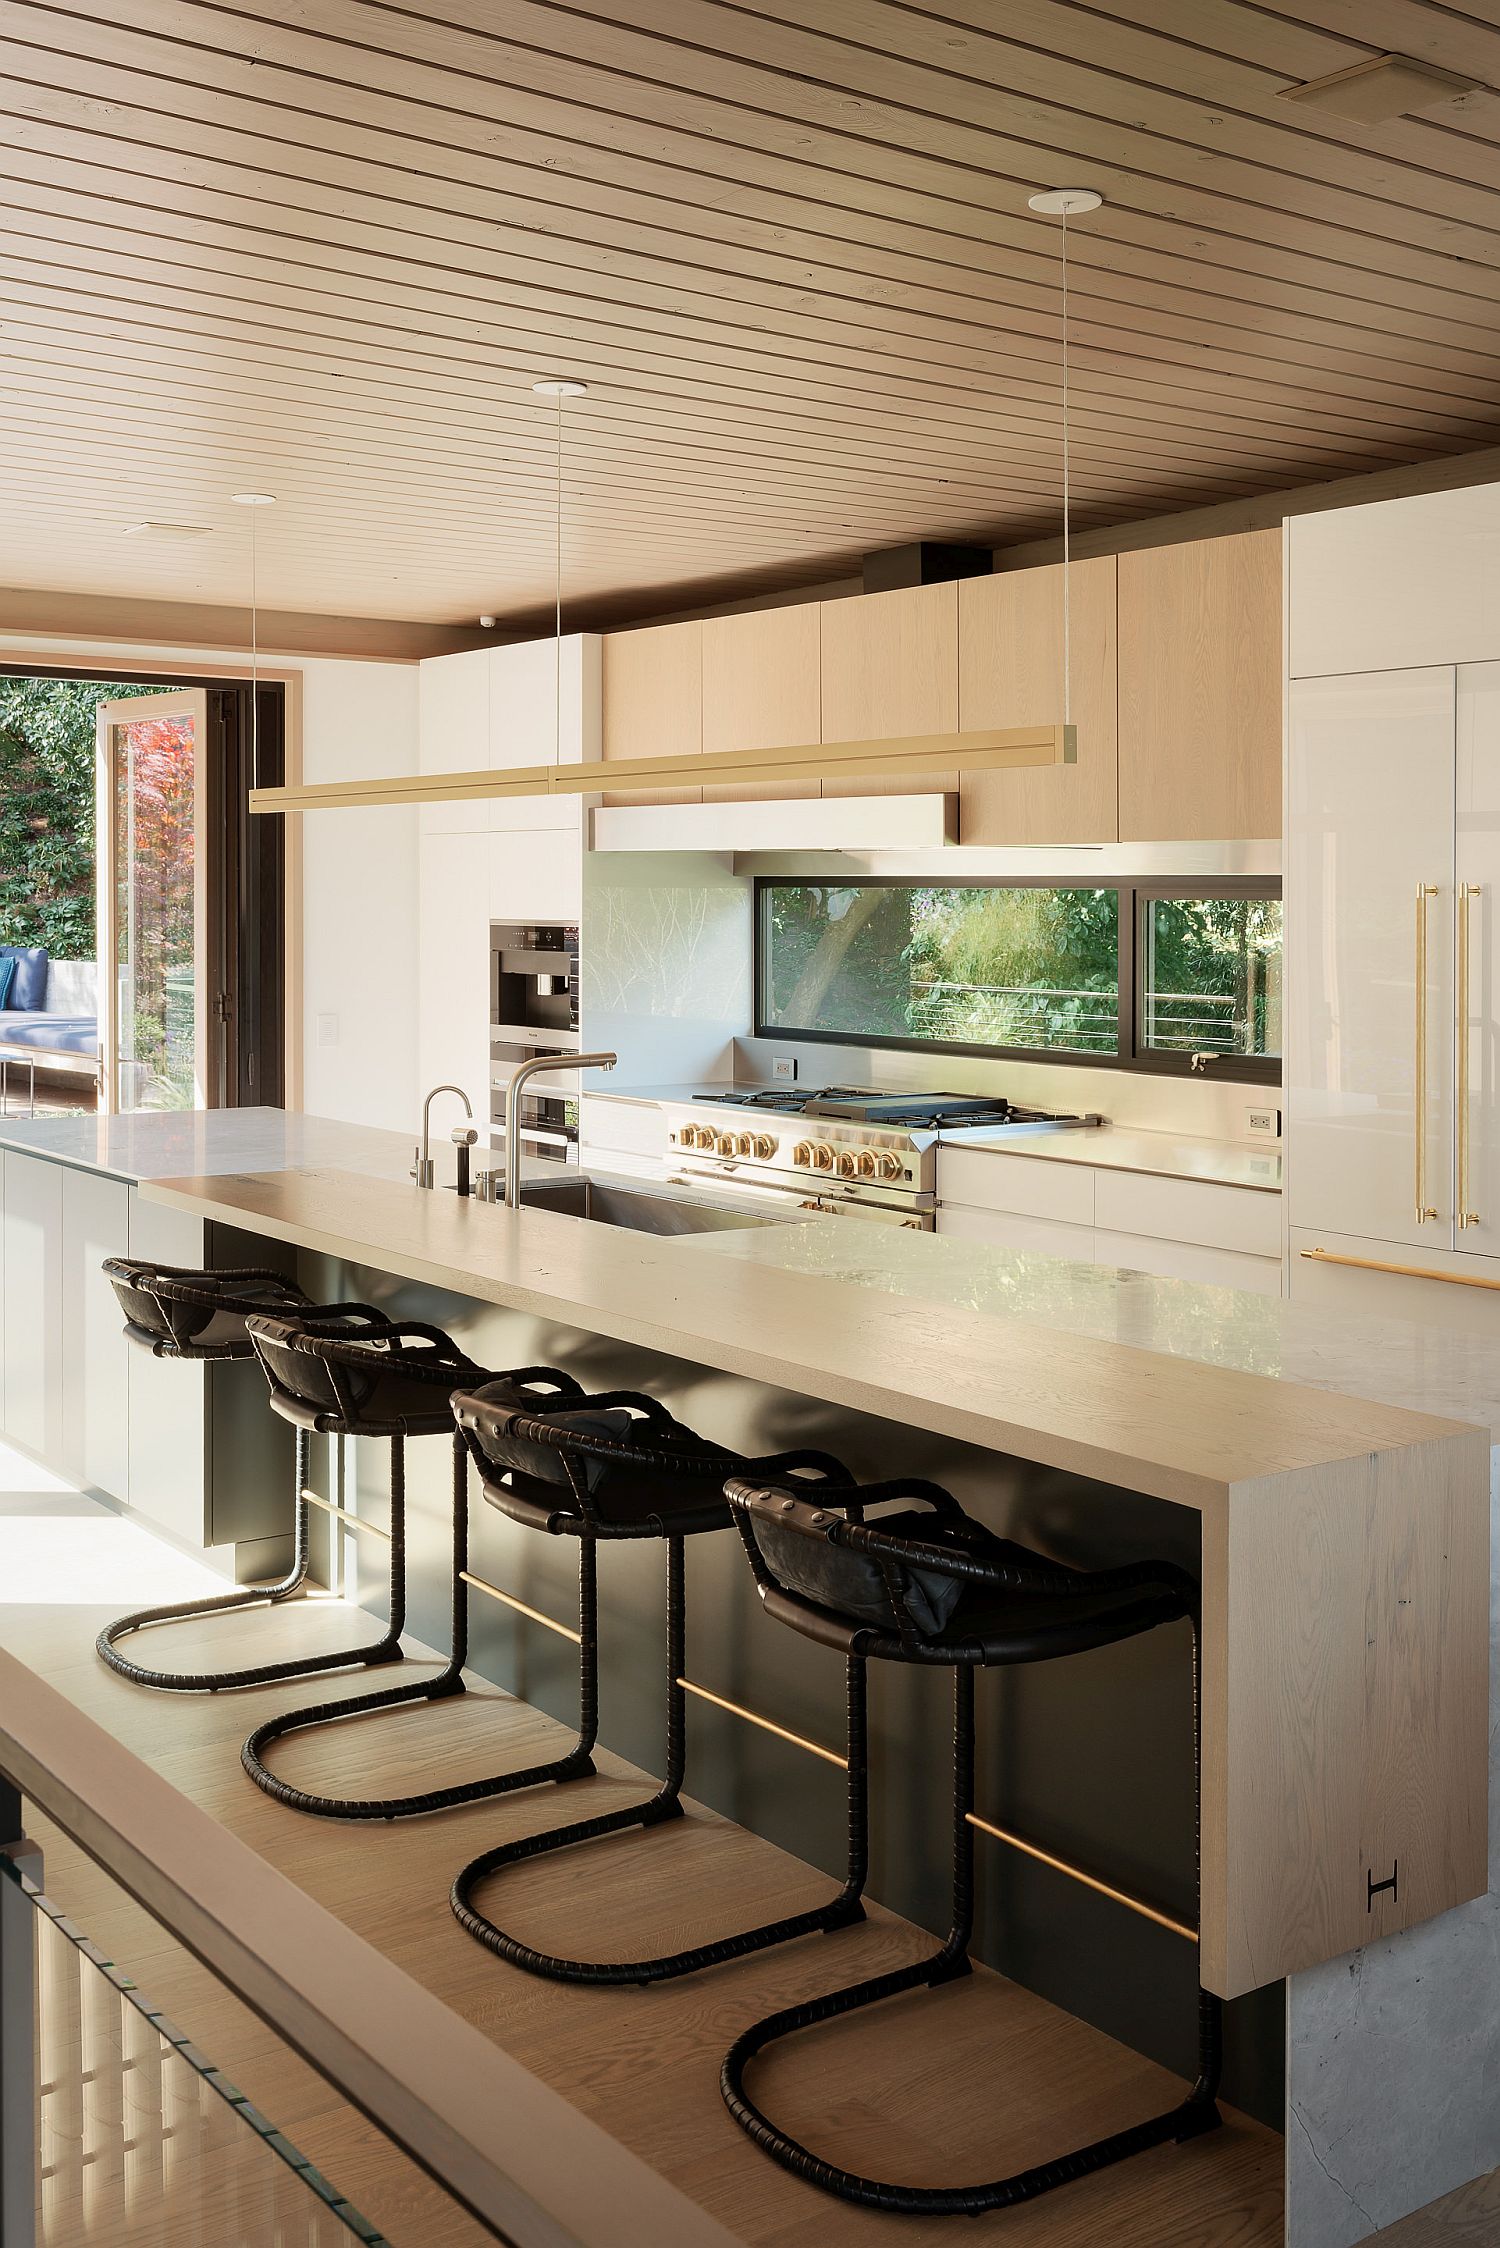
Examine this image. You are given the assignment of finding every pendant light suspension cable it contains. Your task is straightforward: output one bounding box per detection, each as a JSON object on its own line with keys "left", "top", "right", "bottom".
{"left": 231, "top": 491, "right": 276, "bottom": 788}
{"left": 532, "top": 378, "right": 588, "bottom": 766}
{"left": 1026, "top": 188, "right": 1101, "bottom": 736}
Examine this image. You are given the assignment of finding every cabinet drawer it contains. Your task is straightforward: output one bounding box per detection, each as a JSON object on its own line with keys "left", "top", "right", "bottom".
{"left": 936, "top": 1204, "right": 1096, "bottom": 1262}
{"left": 937, "top": 1148, "right": 1094, "bottom": 1225}
{"left": 1094, "top": 1170, "right": 1281, "bottom": 1258}
{"left": 1094, "top": 1229, "right": 1283, "bottom": 1296}
{"left": 1290, "top": 1227, "right": 1500, "bottom": 1334}
{"left": 579, "top": 1098, "right": 668, "bottom": 1161}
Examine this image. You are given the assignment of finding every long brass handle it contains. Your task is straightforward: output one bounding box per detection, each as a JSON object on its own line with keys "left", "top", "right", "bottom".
{"left": 1459, "top": 882, "right": 1482, "bottom": 1229}
{"left": 1415, "top": 883, "right": 1439, "bottom": 1223}
{"left": 1300, "top": 1247, "right": 1500, "bottom": 1293}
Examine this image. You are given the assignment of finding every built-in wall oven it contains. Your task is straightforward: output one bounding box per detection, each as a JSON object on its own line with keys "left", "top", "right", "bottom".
{"left": 490, "top": 922, "right": 580, "bottom": 1166}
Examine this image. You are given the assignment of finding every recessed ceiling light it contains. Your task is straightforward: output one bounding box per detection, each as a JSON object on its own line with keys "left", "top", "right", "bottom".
{"left": 531, "top": 378, "right": 589, "bottom": 397}
{"left": 121, "top": 521, "right": 214, "bottom": 538}
{"left": 1027, "top": 188, "right": 1103, "bottom": 216}
{"left": 1280, "top": 54, "right": 1482, "bottom": 122}
{"left": 230, "top": 491, "right": 278, "bottom": 506}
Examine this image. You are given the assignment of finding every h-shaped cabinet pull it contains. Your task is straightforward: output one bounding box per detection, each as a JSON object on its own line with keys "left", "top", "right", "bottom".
{"left": 1459, "top": 882, "right": 1482, "bottom": 1230}
{"left": 1415, "top": 883, "right": 1439, "bottom": 1225}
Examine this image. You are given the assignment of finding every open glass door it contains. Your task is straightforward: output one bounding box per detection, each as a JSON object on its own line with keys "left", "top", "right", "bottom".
{"left": 95, "top": 689, "right": 212, "bottom": 1114}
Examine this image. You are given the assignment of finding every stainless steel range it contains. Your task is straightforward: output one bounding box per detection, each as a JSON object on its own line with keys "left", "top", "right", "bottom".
{"left": 663, "top": 1086, "right": 1101, "bottom": 1229}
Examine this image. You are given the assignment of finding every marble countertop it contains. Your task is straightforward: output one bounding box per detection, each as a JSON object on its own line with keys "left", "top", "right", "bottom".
{"left": 0, "top": 1107, "right": 421, "bottom": 1186}
{"left": 584, "top": 1086, "right": 1282, "bottom": 1192}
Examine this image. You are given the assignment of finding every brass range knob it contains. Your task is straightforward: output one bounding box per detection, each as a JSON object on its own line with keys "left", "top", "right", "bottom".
{"left": 730, "top": 1131, "right": 756, "bottom": 1157}
{"left": 791, "top": 1140, "right": 815, "bottom": 1168}
{"left": 712, "top": 1130, "right": 739, "bottom": 1156}
{"left": 808, "top": 1141, "right": 836, "bottom": 1172}
{"left": 751, "top": 1133, "right": 777, "bottom": 1160}
{"left": 874, "top": 1151, "right": 903, "bottom": 1181}
{"left": 836, "top": 1149, "right": 860, "bottom": 1178}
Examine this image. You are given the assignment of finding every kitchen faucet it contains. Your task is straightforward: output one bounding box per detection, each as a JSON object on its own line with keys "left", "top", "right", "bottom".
{"left": 504, "top": 1051, "right": 617, "bottom": 1207}
{"left": 412, "top": 1083, "right": 474, "bottom": 1190}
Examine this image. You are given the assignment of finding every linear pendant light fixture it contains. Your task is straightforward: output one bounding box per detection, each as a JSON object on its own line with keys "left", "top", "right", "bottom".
{"left": 1027, "top": 187, "right": 1102, "bottom": 736}
{"left": 249, "top": 336, "right": 1084, "bottom": 817}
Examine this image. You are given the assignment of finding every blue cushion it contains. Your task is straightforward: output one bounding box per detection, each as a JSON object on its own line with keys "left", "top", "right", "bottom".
{"left": 0, "top": 946, "right": 47, "bottom": 1011}
{"left": 0, "top": 1014, "right": 98, "bottom": 1056}
{"left": 0, "top": 960, "right": 13, "bottom": 1011}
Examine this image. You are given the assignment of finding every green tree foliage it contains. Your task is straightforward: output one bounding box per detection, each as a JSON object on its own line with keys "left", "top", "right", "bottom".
{"left": 0, "top": 676, "right": 160, "bottom": 958}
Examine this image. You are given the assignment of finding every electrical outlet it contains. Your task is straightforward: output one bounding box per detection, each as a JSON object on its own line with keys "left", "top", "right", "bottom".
{"left": 1244, "top": 1104, "right": 1281, "bottom": 1141}
{"left": 771, "top": 1055, "right": 798, "bottom": 1082}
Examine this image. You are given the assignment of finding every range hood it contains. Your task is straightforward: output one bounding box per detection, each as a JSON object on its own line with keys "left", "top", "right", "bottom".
{"left": 591, "top": 792, "right": 956, "bottom": 853}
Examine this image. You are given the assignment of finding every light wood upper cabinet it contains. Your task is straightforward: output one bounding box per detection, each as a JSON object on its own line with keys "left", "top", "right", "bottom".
{"left": 819, "top": 580, "right": 959, "bottom": 796}
{"left": 958, "top": 558, "right": 1118, "bottom": 845}
{"left": 701, "top": 605, "right": 820, "bottom": 800}
{"left": 1118, "top": 529, "right": 1282, "bottom": 841}
{"left": 601, "top": 619, "right": 702, "bottom": 805}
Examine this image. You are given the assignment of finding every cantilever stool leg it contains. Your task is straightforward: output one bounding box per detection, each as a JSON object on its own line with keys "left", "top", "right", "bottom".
{"left": 447, "top": 1380, "right": 868, "bottom": 1986}
{"left": 239, "top": 1323, "right": 602, "bottom": 1822}
{"left": 95, "top": 1263, "right": 404, "bottom": 1694}
{"left": 715, "top": 1472, "right": 1223, "bottom": 2217}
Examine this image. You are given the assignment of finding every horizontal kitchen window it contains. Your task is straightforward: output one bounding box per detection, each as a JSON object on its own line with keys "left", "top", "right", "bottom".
{"left": 755, "top": 879, "right": 1281, "bottom": 1083}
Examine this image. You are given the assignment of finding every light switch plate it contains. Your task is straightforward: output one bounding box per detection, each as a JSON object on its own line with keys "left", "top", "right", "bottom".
{"left": 317, "top": 1012, "right": 340, "bottom": 1049}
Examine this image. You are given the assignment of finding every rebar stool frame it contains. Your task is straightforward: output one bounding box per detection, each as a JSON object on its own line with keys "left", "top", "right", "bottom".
{"left": 448, "top": 1380, "right": 869, "bottom": 1985}
{"left": 720, "top": 1471, "right": 1223, "bottom": 2217}
{"left": 96, "top": 1260, "right": 389, "bottom": 1694}
{"left": 240, "top": 1306, "right": 595, "bottom": 1822}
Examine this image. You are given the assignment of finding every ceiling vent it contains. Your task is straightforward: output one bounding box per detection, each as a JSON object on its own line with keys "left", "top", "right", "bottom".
{"left": 1279, "top": 53, "right": 1483, "bottom": 123}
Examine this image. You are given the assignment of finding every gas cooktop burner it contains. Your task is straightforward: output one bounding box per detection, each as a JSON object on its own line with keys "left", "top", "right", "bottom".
{"left": 695, "top": 1085, "right": 1087, "bottom": 1132}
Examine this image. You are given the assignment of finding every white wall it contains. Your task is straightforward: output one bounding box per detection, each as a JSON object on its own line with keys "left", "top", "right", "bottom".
{"left": 0, "top": 630, "right": 421, "bottom": 1133}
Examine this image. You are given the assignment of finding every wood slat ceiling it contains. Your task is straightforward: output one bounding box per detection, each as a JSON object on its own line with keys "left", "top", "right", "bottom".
{"left": 3, "top": 0, "right": 1500, "bottom": 629}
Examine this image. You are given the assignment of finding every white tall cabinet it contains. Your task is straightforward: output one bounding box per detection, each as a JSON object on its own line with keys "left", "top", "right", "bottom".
{"left": 1287, "top": 486, "right": 1500, "bottom": 1325}
{"left": 416, "top": 636, "right": 597, "bottom": 1129}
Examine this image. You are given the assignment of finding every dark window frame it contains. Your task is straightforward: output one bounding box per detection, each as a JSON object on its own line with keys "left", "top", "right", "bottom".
{"left": 753, "top": 875, "right": 1282, "bottom": 1086}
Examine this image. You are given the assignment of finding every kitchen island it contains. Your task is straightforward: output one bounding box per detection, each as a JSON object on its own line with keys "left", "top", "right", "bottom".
{"left": 0, "top": 1108, "right": 1493, "bottom": 2244}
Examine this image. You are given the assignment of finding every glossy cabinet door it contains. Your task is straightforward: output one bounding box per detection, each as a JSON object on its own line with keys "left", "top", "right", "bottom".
{"left": 1287, "top": 668, "right": 1456, "bottom": 1250}
{"left": 61, "top": 1167, "right": 130, "bottom": 1501}
{"left": 417, "top": 648, "right": 490, "bottom": 836}
{"left": 1455, "top": 663, "right": 1500, "bottom": 1256}
{"left": 1, "top": 1151, "right": 64, "bottom": 1462}
{"left": 125, "top": 1194, "right": 208, "bottom": 1547}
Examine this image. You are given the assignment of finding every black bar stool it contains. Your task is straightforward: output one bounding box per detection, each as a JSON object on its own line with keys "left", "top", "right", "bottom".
{"left": 447, "top": 1379, "right": 867, "bottom": 1984}
{"left": 239, "top": 1308, "right": 596, "bottom": 1822}
{"left": 95, "top": 1260, "right": 392, "bottom": 1694}
{"left": 719, "top": 1470, "right": 1222, "bottom": 2217}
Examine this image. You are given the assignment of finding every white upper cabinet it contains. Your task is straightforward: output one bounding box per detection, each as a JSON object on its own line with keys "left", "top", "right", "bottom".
{"left": 1287, "top": 668, "right": 1456, "bottom": 1249}
{"left": 1289, "top": 484, "right": 1500, "bottom": 679}
{"left": 417, "top": 636, "right": 600, "bottom": 833}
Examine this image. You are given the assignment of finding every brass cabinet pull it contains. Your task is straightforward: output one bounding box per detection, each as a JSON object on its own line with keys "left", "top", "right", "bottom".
{"left": 1459, "top": 882, "right": 1482, "bottom": 1229}
{"left": 1415, "top": 883, "right": 1439, "bottom": 1223}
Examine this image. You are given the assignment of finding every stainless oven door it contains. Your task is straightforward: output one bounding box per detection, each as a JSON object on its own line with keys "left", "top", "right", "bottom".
{"left": 665, "top": 1164, "right": 933, "bottom": 1230}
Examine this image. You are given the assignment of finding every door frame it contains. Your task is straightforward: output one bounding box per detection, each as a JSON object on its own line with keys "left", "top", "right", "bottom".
{"left": 4, "top": 654, "right": 303, "bottom": 1109}
{"left": 95, "top": 688, "right": 211, "bottom": 1115}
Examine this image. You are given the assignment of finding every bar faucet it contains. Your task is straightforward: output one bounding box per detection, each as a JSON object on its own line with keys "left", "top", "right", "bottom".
{"left": 504, "top": 1051, "right": 617, "bottom": 1207}
{"left": 412, "top": 1083, "right": 474, "bottom": 1189}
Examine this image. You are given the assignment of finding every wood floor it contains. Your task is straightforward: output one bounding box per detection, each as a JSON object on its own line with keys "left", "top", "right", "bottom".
{"left": 4, "top": 1598, "right": 1284, "bottom": 2247}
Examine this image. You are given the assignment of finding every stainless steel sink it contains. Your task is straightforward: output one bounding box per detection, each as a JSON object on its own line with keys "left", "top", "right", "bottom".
{"left": 517, "top": 1174, "right": 783, "bottom": 1235}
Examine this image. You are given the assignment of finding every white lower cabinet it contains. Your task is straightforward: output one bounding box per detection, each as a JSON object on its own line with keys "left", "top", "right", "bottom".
{"left": 125, "top": 1194, "right": 208, "bottom": 1547}
{"left": 1, "top": 1152, "right": 64, "bottom": 1462}
{"left": 936, "top": 1149, "right": 1283, "bottom": 1293}
{"left": 1289, "top": 1224, "right": 1500, "bottom": 1333}
{"left": 61, "top": 1168, "right": 130, "bottom": 1500}
{"left": 936, "top": 1204, "right": 1097, "bottom": 1261}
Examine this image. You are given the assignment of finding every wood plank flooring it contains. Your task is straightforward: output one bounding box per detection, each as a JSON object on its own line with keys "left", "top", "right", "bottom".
{"left": 3, "top": 1597, "right": 1282, "bottom": 2246}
